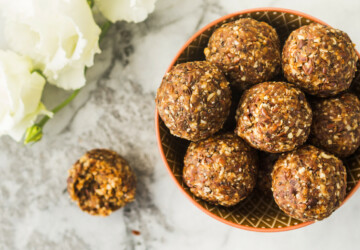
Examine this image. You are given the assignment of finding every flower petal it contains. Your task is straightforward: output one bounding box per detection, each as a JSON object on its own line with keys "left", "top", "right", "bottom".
{"left": 95, "top": 0, "right": 157, "bottom": 23}
{"left": 2, "top": 0, "right": 101, "bottom": 90}
{"left": 0, "top": 50, "right": 48, "bottom": 141}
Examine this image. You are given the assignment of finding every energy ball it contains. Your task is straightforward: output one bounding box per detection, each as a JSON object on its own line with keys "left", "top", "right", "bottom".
{"left": 235, "top": 82, "right": 312, "bottom": 153}
{"left": 67, "top": 149, "right": 136, "bottom": 216}
{"left": 156, "top": 61, "right": 231, "bottom": 141}
{"left": 272, "top": 145, "right": 347, "bottom": 221}
{"left": 311, "top": 93, "right": 360, "bottom": 157}
{"left": 183, "top": 133, "right": 258, "bottom": 206}
{"left": 204, "top": 18, "right": 281, "bottom": 90}
{"left": 282, "top": 23, "right": 358, "bottom": 97}
{"left": 256, "top": 152, "right": 279, "bottom": 194}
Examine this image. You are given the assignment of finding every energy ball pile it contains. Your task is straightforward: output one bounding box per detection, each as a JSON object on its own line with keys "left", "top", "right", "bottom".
{"left": 156, "top": 17, "right": 359, "bottom": 222}
{"left": 67, "top": 149, "right": 136, "bottom": 216}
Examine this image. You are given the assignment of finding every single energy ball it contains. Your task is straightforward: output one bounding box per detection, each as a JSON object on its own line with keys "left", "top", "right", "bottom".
{"left": 156, "top": 61, "right": 231, "bottom": 141}
{"left": 311, "top": 93, "right": 360, "bottom": 157}
{"left": 235, "top": 82, "right": 312, "bottom": 153}
{"left": 256, "top": 152, "right": 279, "bottom": 194}
{"left": 272, "top": 145, "right": 347, "bottom": 221}
{"left": 67, "top": 149, "right": 136, "bottom": 216}
{"left": 183, "top": 133, "right": 258, "bottom": 206}
{"left": 282, "top": 23, "right": 358, "bottom": 97}
{"left": 204, "top": 18, "right": 281, "bottom": 90}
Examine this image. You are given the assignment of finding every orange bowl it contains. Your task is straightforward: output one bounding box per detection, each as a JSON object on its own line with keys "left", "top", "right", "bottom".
{"left": 155, "top": 7, "right": 360, "bottom": 232}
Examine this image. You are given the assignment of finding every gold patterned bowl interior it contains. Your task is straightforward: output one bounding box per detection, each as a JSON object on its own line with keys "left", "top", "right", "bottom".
{"left": 156, "top": 8, "right": 360, "bottom": 232}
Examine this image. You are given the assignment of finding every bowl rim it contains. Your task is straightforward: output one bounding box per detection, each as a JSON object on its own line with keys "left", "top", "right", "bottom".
{"left": 155, "top": 7, "right": 360, "bottom": 232}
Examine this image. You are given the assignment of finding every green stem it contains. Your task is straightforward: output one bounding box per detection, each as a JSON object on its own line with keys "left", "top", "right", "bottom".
{"left": 24, "top": 89, "right": 81, "bottom": 145}
{"left": 38, "top": 89, "right": 81, "bottom": 127}
{"left": 53, "top": 89, "right": 81, "bottom": 113}
{"left": 100, "top": 21, "right": 112, "bottom": 41}
{"left": 87, "top": 0, "right": 94, "bottom": 8}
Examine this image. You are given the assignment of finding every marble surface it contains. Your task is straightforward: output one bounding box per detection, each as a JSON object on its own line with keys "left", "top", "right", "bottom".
{"left": 1, "top": 0, "right": 360, "bottom": 249}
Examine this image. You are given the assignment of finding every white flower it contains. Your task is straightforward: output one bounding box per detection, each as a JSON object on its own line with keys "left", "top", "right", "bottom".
{"left": 0, "top": 50, "right": 49, "bottom": 141}
{"left": 95, "top": 0, "right": 157, "bottom": 23}
{"left": 2, "top": 0, "right": 101, "bottom": 90}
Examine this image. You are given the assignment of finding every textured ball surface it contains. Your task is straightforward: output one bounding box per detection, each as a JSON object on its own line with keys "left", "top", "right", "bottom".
{"left": 183, "top": 133, "right": 258, "bottom": 207}
{"left": 156, "top": 61, "right": 231, "bottom": 141}
{"left": 282, "top": 23, "right": 358, "bottom": 97}
{"left": 272, "top": 145, "right": 347, "bottom": 221}
{"left": 235, "top": 82, "right": 312, "bottom": 153}
{"left": 67, "top": 149, "right": 136, "bottom": 216}
{"left": 311, "top": 93, "right": 360, "bottom": 157}
{"left": 205, "top": 18, "right": 281, "bottom": 90}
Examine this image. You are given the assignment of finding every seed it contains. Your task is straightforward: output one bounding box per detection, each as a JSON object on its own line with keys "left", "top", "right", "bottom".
{"left": 207, "top": 93, "right": 216, "bottom": 102}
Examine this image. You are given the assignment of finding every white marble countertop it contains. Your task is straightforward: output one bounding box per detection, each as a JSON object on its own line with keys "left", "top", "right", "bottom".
{"left": 1, "top": 0, "right": 360, "bottom": 249}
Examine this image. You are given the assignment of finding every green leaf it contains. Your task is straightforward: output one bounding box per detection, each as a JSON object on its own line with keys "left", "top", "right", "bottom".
{"left": 100, "top": 21, "right": 112, "bottom": 41}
